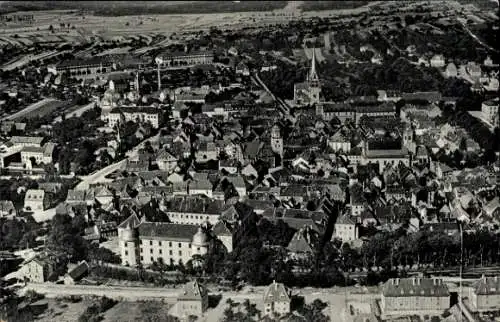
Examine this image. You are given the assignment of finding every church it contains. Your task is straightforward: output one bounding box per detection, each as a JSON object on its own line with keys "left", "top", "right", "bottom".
{"left": 293, "top": 49, "right": 321, "bottom": 106}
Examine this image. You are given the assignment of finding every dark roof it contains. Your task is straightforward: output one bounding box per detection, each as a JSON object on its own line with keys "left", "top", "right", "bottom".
{"left": 67, "top": 261, "right": 89, "bottom": 281}
{"left": 166, "top": 196, "right": 223, "bottom": 215}
{"left": 382, "top": 278, "right": 449, "bottom": 297}
{"left": 137, "top": 222, "right": 199, "bottom": 241}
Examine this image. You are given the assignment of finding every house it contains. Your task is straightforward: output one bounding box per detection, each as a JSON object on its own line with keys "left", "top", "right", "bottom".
{"left": 263, "top": 281, "right": 291, "bottom": 317}
{"left": 0, "top": 200, "right": 16, "bottom": 218}
{"left": 483, "top": 197, "right": 500, "bottom": 219}
{"left": 156, "top": 149, "right": 178, "bottom": 172}
{"left": 24, "top": 189, "right": 47, "bottom": 211}
{"left": 163, "top": 196, "right": 223, "bottom": 226}
{"left": 235, "top": 61, "right": 250, "bottom": 76}
{"left": 23, "top": 256, "right": 56, "bottom": 282}
{"left": 213, "top": 221, "right": 234, "bottom": 253}
{"left": 287, "top": 226, "right": 319, "bottom": 260}
{"left": 430, "top": 54, "right": 446, "bottom": 68}
{"left": 468, "top": 275, "right": 500, "bottom": 312}
{"left": 334, "top": 215, "right": 358, "bottom": 241}
{"left": 64, "top": 261, "right": 89, "bottom": 285}
{"left": 381, "top": 278, "right": 450, "bottom": 318}
{"left": 327, "top": 130, "right": 351, "bottom": 152}
{"left": 176, "top": 280, "right": 209, "bottom": 318}
{"left": 94, "top": 186, "right": 114, "bottom": 205}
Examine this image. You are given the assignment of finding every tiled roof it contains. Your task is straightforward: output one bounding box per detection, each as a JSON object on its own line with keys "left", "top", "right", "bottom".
{"left": 474, "top": 276, "right": 500, "bottom": 295}
{"left": 137, "top": 222, "right": 199, "bottom": 241}
{"left": 67, "top": 261, "right": 89, "bottom": 280}
{"left": 166, "top": 196, "right": 223, "bottom": 215}
{"left": 263, "top": 281, "right": 290, "bottom": 303}
{"left": 178, "top": 280, "right": 208, "bottom": 301}
{"left": 382, "top": 278, "right": 449, "bottom": 297}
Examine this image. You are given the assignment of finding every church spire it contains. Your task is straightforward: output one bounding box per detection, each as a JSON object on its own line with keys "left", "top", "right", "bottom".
{"left": 308, "top": 48, "right": 319, "bottom": 83}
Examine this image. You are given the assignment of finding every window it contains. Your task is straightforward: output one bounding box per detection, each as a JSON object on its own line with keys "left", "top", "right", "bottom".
{"left": 178, "top": 243, "right": 181, "bottom": 248}
{"left": 151, "top": 257, "right": 154, "bottom": 262}
{"left": 169, "top": 242, "right": 172, "bottom": 247}
{"left": 179, "top": 251, "right": 182, "bottom": 256}
{"left": 169, "top": 250, "right": 173, "bottom": 255}
{"left": 140, "top": 248, "right": 143, "bottom": 253}
{"left": 139, "top": 240, "right": 142, "bottom": 245}
{"left": 125, "top": 250, "right": 128, "bottom": 256}
{"left": 159, "top": 241, "right": 162, "bottom": 246}
{"left": 159, "top": 249, "right": 162, "bottom": 254}
{"left": 150, "top": 240, "right": 153, "bottom": 246}
{"left": 140, "top": 256, "right": 143, "bottom": 261}
{"left": 150, "top": 249, "right": 153, "bottom": 254}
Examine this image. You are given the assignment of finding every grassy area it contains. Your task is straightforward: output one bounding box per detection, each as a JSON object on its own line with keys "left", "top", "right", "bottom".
{"left": 36, "top": 298, "right": 90, "bottom": 322}
{"left": 299, "top": 1, "right": 369, "bottom": 11}
{"left": 0, "top": 1, "right": 288, "bottom": 16}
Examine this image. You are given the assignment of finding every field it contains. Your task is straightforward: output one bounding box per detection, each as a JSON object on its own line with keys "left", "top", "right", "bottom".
{"left": 0, "top": 1, "right": 288, "bottom": 16}
{"left": 102, "top": 301, "right": 174, "bottom": 322}
{"left": 36, "top": 298, "right": 90, "bottom": 322}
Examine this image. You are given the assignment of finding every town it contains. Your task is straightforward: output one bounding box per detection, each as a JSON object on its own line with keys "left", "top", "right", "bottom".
{"left": 0, "top": 1, "right": 499, "bottom": 322}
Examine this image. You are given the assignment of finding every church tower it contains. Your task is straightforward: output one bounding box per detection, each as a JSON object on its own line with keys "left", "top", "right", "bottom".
{"left": 307, "top": 48, "right": 321, "bottom": 104}
{"left": 271, "top": 124, "right": 283, "bottom": 157}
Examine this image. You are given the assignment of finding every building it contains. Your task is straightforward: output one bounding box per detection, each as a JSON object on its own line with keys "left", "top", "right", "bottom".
{"left": 263, "top": 281, "right": 291, "bottom": 317}
{"left": 481, "top": 98, "right": 499, "bottom": 128}
{"left": 445, "top": 62, "right": 458, "bottom": 78}
{"left": 363, "top": 145, "right": 410, "bottom": 173}
{"left": 23, "top": 256, "right": 56, "bottom": 283}
{"left": 48, "top": 56, "right": 115, "bottom": 79}
{"left": 334, "top": 215, "right": 358, "bottom": 241}
{"left": 287, "top": 226, "right": 319, "bottom": 260}
{"left": 270, "top": 124, "right": 283, "bottom": 158}
{"left": 327, "top": 130, "right": 351, "bottom": 152}
{"left": 156, "top": 149, "right": 177, "bottom": 172}
{"left": 155, "top": 50, "right": 214, "bottom": 67}
{"left": 10, "top": 136, "right": 44, "bottom": 147}
{"left": 64, "top": 261, "right": 89, "bottom": 285}
{"left": 469, "top": 275, "right": 500, "bottom": 312}
{"left": 430, "top": 54, "right": 446, "bottom": 68}
{"left": 20, "top": 143, "right": 55, "bottom": 166}
{"left": 24, "top": 189, "right": 47, "bottom": 211}
{"left": 118, "top": 219, "right": 210, "bottom": 266}
{"left": 0, "top": 200, "right": 16, "bottom": 218}
{"left": 294, "top": 49, "right": 321, "bottom": 105}
{"left": 381, "top": 278, "right": 450, "bottom": 318}
{"left": 102, "top": 106, "right": 163, "bottom": 129}
{"left": 162, "top": 196, "right": 223, "bottom": 226}
{"left": 176, "top": 280, "right": 209, "bottom": 318}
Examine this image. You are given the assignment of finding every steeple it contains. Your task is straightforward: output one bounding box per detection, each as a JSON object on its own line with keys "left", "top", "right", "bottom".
{"left": 308, "top": 48, "right": 319, "bottom": 84}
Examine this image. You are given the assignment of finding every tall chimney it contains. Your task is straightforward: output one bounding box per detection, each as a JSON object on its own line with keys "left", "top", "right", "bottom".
{"left": 157, "top": 63, "right": 161, "bottom": 92}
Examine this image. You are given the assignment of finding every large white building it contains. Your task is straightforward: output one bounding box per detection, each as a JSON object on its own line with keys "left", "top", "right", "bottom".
{"left": 102, "top": 106, "right": 163, "bottom": 129}
{"left": 119, "top": 219, "right": 209, "bottom": 267}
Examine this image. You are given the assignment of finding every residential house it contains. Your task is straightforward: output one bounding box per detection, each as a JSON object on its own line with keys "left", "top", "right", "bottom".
{"left": 334, "top": 215, "right": 359, "bottom": 241}
{"left": 287, "top": 226, "right": 319, "bottom": 261}
{"left": 23, "top": 256, "right": 56, "bottom": 282}
{"left": 176, "top": 280, "right": 209, "bottom": 318}
{"left": 381, "top": 278, "right": 450, "bottom": 318}
{"left": 0, "top": 200, "right": 16, "bottom": 218}
{"left": 24, "top": 189, "right": 47, "bottom": 211}
{"left": 430, "top": 54, "right": 446, "bottom": 68}
{"left": 263, "top": 281, "right": 291, "bottom": 317}
{"left": 327, "top": 130, "right": 351, "bottom": 152}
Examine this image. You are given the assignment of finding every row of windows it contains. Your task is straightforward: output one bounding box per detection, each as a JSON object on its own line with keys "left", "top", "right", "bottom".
{"left": 169, "top": 213, "right": 213, "bottom": 220}
{"left": 139, "top": 249, "right": 183, "bottom": 256}
{"left": 139, "top": 240, "right": 189, "bottom": 248}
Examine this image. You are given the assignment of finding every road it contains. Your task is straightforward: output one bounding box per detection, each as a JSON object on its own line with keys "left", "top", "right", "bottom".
{"left": 21, "top": 283, "right": 180, "bottom": 301}
{"left": 252, "top": 73, "right": 291, "bottom": 116}
{"left": 458, "top": 17, "right": 498, "bottom": 53}
{"left": 1, "top": 98, "right": 59, "bottom": 121}
{"left": 53, "top": 102, "right": 96, "bottom": 123}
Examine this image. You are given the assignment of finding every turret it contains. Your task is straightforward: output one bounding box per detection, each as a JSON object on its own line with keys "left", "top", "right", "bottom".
{"left": 191, "top": 227, "right": 209, "bottom": 256}
{"left": 120, "top": 221, "right": 139, "bottom": 266}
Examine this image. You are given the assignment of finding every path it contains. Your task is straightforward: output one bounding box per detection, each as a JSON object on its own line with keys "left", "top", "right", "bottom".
{"left": 458, "top": 18, "right": 498, "bottom": 53}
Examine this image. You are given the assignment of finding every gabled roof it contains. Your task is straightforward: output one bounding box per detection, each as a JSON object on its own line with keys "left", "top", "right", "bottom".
{"left": 178, "top": 280, "right": 208, "bottom": 301}
{"left": 212, "top": 221, "right": 232, "bottom": 236}
{"left": 118, "top": 212, "right": 141, "bottom": 229}
{"left": 382, "top": 278, "right": 449, "bottom": 297}
{"left": 473, "top": 276, "right": 500, "bottom": 295}
{"left": 67, "top": 261, "right": 89, "bottom": 281}
{"left": 263, "top": 281, "right": 290, "bottom": 303}
{"left": 287, "top": 226, "right": 318, "bottom": 254}
{"left": 484, "top": 197, "right": 500, "bottom": 217}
